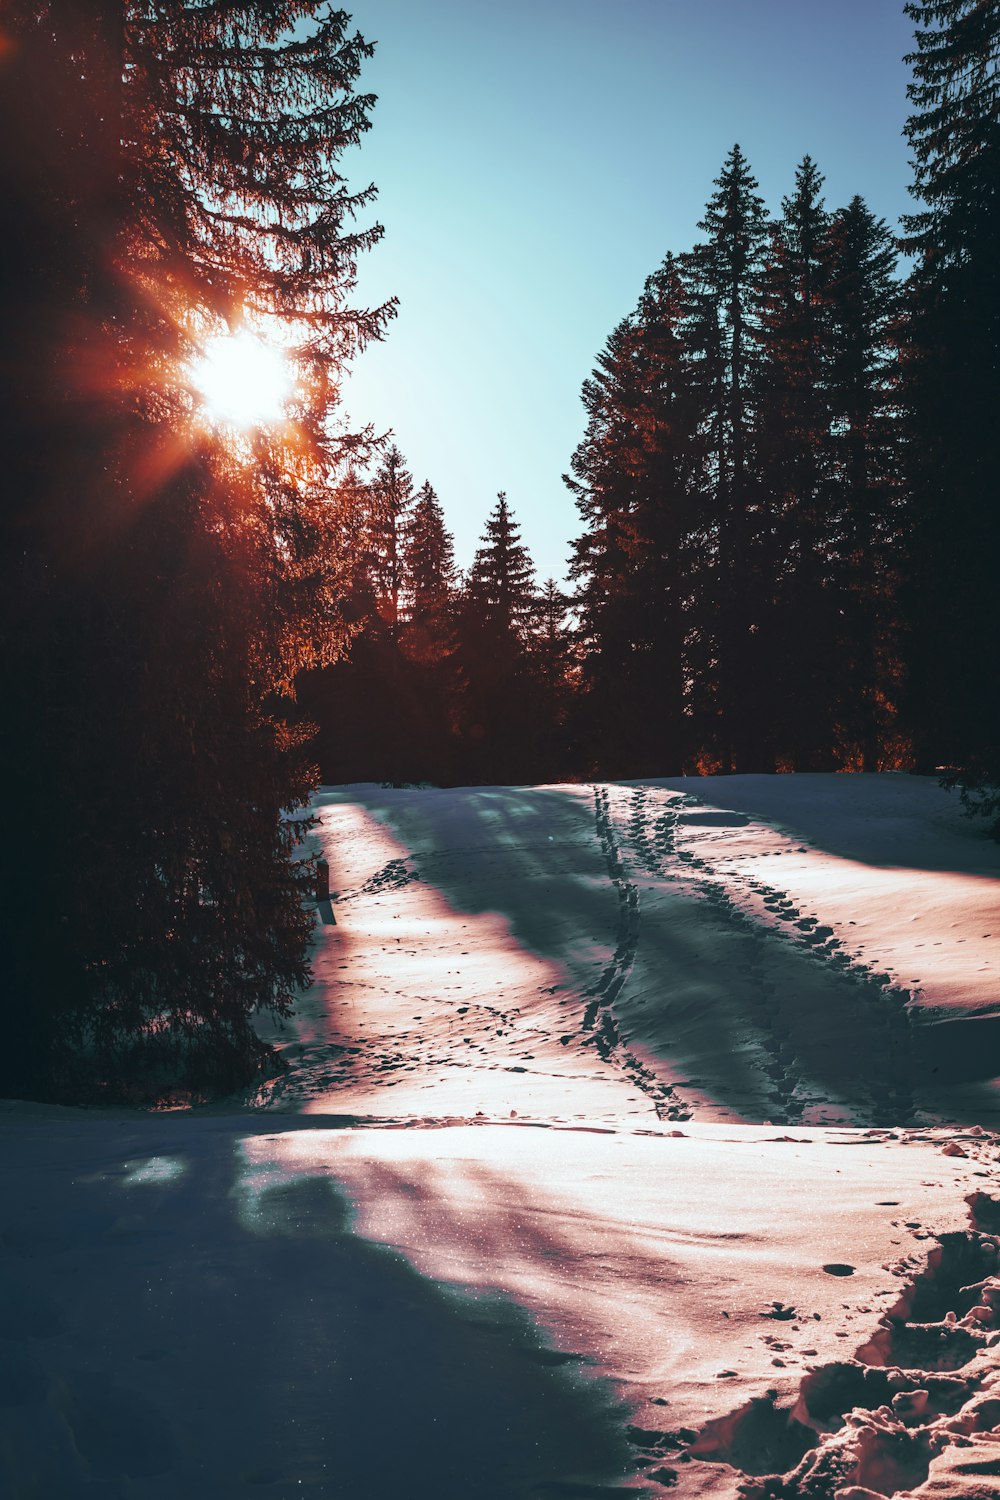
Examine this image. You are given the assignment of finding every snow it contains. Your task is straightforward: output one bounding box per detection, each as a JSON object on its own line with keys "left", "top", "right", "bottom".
{"left": 3, "top": 773, "right": 1000, "bottom": 1497}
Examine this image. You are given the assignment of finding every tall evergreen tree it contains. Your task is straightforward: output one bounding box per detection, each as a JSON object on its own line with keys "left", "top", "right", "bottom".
{"left": 822, "top": 197, "right": 906, "bottom": 770}
{"left": 458, "top": 494, "right": 540, "bottom": 781}
{"left": 533, "top": 579, "right": 573, "bottom": 693}
{"left": 756, "top": 156, "right": 838, "bottom": 767}
{"left": 0, "top": 4, "right": 390, "bottom": 1097}
{"left": 299, "top": 465, "right": 466, "bottom": 785}
{"left": 531, "top": 578, "right": 577, "bottom": 774}
{"left": 568, "top": 254, "right": 702, "bottom": 774}
{"left": 568, "top": 152, "right": 908, "bottom": 780}
{"left": 568, "top": 312, "right": 649, "bottom": 767}
{"left": 901, "top": 0, "right": 1000, "bottom": 776}
{"left": 684, "top": 146, "right": 771, "bottom": 770}
{"left": 402, "top": 481, "right": 458, "bottom": 663}
{"left": 398, "top": 481, "right": 460, "bottom": 780}
{"left": 369, "top": 444, "right": 415, "bottom": 641}
{"left": 464, "top": 493, "right": 538, "bottom": 643}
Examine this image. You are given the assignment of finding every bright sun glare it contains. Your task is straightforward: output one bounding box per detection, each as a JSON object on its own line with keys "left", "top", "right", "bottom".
{"left": 189, "top": 329, "right": 294, "bottom": 430}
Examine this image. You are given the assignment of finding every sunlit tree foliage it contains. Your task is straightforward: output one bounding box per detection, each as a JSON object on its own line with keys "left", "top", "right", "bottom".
{"left": 0, "top": 2, "right": 391, "bottom": 1098}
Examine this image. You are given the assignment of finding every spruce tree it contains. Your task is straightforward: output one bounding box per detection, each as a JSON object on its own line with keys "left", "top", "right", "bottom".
{"left": 398, "top": 481, "right": 460, "bottom": 781}
{"left": 369, "top": 445, "right": 415, "bottom": 642}
{"left": 756, "top": 157, "right": 838, "bottom": 767}
{"left": 299, "top": 466, "right": 465, "bottom": 785}
{"left": 684, "top": 146, "right": 771, "bottom": 770}
{"left": 464, "top": 494, "right": 538, "bottom": 643}
{"left": 458, "top": 494, "right": 540, "bottom": 781}
{"left": 822, "top": 197, "right": 905, "bottom": 771}
{"left": 901, "top": 0, "right": 1000, "bottom": 776}
{"left": 568, "top": 255, "right": 702, "bottom": 774}
{"left": 296, "top": 453, "right": 416, "bottom": 786}
{"left": 531, "top": 578, "right": 576, "bottom": 775}
{"left": 0, "top": 3, "right": 390, "bottom": 1097}
{"left": 533, "top": 580, "right": 573, "bottom": 693}
{"left": 569, "top": 311, "right": 654, "bottom": 772}
{"left": 402, "top": 481, "right": 458, "bottom": 663}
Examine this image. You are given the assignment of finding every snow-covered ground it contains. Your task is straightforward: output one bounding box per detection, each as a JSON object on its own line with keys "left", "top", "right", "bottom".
{"left": 4, "top": 774, "right": 1000, "bottom": 1498}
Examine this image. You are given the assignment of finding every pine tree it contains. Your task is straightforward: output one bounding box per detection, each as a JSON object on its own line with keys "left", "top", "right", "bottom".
{"left": 531, "top": 578, "right": 576, "bottom": 774}
{"left": 568, "top": 254, "right": 702, "bottom": 774}
{"left": 296, "top": 453, "right": 415, "bottom": 786}
{"left": 684, "top": 146, "right": 771, "bottom": 770}
{"left": 299, "top": 465, "right": 465, "bottom": 786}
{"left": 533, "top": 580, "right": 573, "bottom": 691}
{"left": 901, "top": 0, "right": 1000, "bottom": 776}
{"left": 569, "top": 312, "right": 654, "bottom": 771}
{"left": 0, "top": 4, "right": 390, "bottom": 1097}
{"left": 464, "top": 493, "right": 538, "bottom": 644}
{"left": 755, "top": 157, "right": 838, "bottom": 766}
{"left": 369, "top": 445, "right": 415, "bottom": 640}
{"left": 394, "top": 480, "right": 460, "bottom": 781}
{"left": 458, "top": 494, "right": 540, "bottom": 780}
{"left": 822, "top": 197, "right": 905, "bottom": 770}
{"left": 402, "top": 481, "right": 458, "bottom": 664}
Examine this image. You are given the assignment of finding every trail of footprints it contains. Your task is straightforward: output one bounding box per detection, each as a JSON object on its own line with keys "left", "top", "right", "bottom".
{"left": 625, "top": 1186, "right": 1000, "bottom": 1497}
{"left": 351, "top": 857, "right": 422, "bottom": 898}
{"left": 610, "top": 782, "right": 814, "bottom": 1125}
{"left": 582, "top": 787, "right": 693, "bottom": 1123}
{"left": 284, "top": 787, "right": 918, "bottom": 1130}
{"left": 604, "top": 784, "right": 919, "bottom": 1127}
{"left": 262, "top": 993, "right": 538, "bottom": 1110}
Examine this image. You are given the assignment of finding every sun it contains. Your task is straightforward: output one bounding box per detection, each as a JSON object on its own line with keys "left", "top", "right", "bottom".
{"left": 189, "top": 329, "right": 295, "bottom": 430}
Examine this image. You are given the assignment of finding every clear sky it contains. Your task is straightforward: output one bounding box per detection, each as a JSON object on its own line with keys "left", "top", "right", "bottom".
{"left": 340, "top": 0, "right": 917, "bottom": 583}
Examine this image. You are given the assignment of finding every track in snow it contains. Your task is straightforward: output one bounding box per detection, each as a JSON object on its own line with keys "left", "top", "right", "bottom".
{"left": 594, "top": 783, "right": 920, "bottom": 1127}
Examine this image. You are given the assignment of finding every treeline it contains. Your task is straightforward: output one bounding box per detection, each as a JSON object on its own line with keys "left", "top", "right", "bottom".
{"left": 299, "top": 456, "right": 573, "bottom": 786}
{"left": 317, "top": 0, "right": 999, "bottom": 787}
{"left": 568, "top": 149, "right": 904, "bottom": 777}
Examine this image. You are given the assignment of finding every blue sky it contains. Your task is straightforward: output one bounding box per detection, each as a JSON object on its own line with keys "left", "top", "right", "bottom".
{"left": 340, "top": 0, "right": 917, "bottom": 583}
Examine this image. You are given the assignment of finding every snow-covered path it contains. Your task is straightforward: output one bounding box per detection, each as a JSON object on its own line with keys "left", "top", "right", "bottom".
{"left": 4, "top": 775, "right": 1000, "bottom": 1498}
{"left": 266, "top": 775, "right": 1000, "bottom": 1129}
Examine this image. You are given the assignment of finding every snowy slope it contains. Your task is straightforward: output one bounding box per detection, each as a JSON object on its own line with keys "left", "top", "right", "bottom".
{"left": 278, "top": 773, "right": 1000, "bottom": 1127}
{"left": 3, "top": 774, "right": 1000, "bottom": 1499}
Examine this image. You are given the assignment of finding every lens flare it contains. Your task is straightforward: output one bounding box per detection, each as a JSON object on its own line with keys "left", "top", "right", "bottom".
{"left": 189, "top": 330, "right": 294, "bottom": 429}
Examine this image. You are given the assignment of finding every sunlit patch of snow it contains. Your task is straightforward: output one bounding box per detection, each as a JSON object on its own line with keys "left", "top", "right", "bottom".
{"left": 236, "top": 1121, "right": 984, "bottom": 1429}
{"left": 271, "top": 775, "right": 1000, "bottom": 1129}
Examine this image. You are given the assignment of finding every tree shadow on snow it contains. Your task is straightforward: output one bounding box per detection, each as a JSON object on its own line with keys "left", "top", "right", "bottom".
{"left": 0, "top": 1117, "right": 640, "bottom": 1500}
{"left": 338, "top": 782, "right": 1000, "bottom": 1127}
{"left": 633, "top": 772, "right": 1000, "bottom": 879}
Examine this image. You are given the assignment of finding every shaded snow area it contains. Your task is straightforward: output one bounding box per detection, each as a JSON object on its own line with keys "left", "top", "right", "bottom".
{"left": 5, "top": 776, "right": 1000, "bottom": 1499}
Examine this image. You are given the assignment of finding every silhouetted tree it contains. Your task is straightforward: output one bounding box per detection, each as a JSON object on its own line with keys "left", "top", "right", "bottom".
{"left": 822, "top": 197, "right": 906, "bottom": 770}
{"left": 299, "top": 462, "right": 467, "bottom": 785}
{"left": 530, "top": 578, "right": 576, "bottom": 773}
{"left": 567, "top": 147, "right": 914, "bottom": 778}
{"left": 369, "top": 445, "right": 414, "bottom": 644}
{"left": 402, "top": 481, "right": 458, "bottom": 662}
{"left": 458, "top": 494, "right": 541, "bottom": 780}
{"left": 0, "top": 3, "right": 390, "bottom": 1098}
{"left": 756, "top": 156, "right": 839, "bottom": 766}
{"left": 399, "top": 481, "right": 461, "bottom": 779}
{"left": 684, "top": 146, "right": 771, "bottom": 770}
{"left": 568, "top": 255, "right": 703, "bottom": 774}
{"left": 901, "top": 0, "right": 1000, "bottom": 780}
